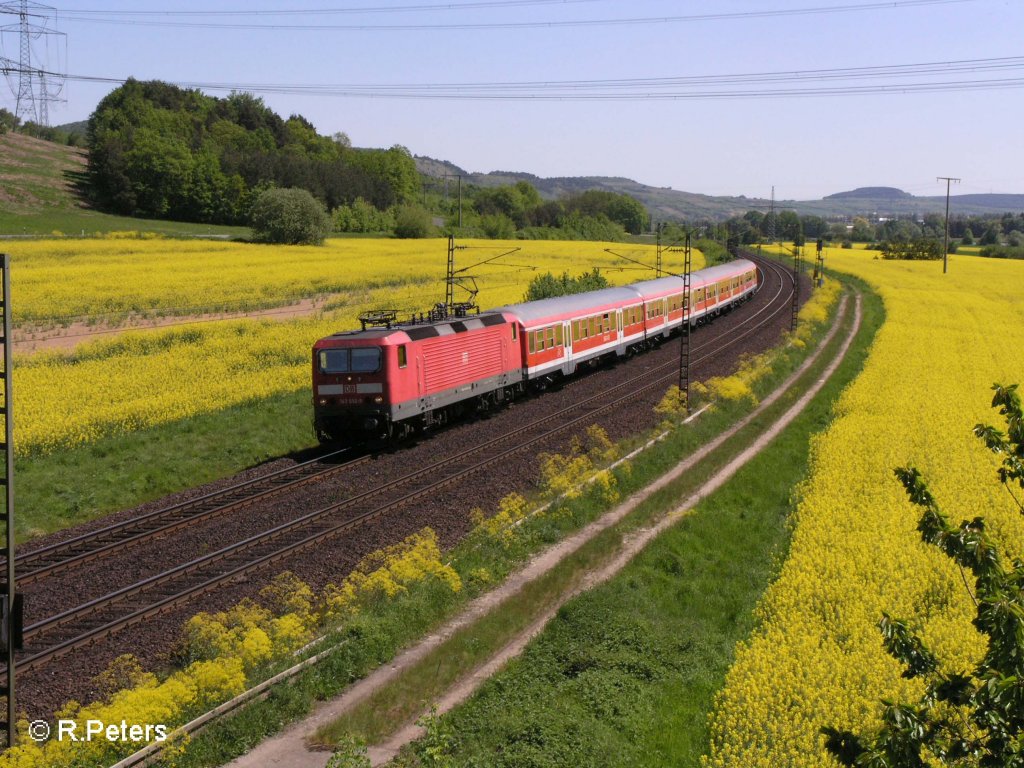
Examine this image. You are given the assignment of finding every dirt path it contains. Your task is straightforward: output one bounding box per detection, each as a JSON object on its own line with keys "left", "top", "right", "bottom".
{"left": 221, "top": 291, "right": 861, "bottom": 768}
{"left": 11, "top": 297, "right": 336, "bottom": 352}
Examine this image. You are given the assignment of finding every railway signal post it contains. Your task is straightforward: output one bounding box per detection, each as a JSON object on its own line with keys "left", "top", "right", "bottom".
{"left": 0, "top": 254, "right": 18, "bottom": 749}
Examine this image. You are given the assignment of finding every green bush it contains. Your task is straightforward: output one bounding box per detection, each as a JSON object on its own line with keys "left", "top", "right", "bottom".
{"left": 394, "top": 204, "right": 433, "bottom": 239}
{"left": 249, "top": 187, "right": 330, "bottom": 245}
{"left": 979, "top": 244, "right": 1024, "bottom": 260}
{"left": 480, "top": 212, "right": 516, "bottom": 239}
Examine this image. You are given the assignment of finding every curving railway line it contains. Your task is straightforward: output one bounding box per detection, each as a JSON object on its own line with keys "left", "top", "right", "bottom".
{"left": 4, "top": 250, "right": 799, "bottom": 707}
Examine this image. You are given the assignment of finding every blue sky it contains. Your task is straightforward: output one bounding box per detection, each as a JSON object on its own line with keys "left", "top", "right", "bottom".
{"left": 2, "top": 0, "right": 1022, "bottom": 200}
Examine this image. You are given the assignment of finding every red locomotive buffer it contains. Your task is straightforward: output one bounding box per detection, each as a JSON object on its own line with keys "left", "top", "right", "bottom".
{"left": 312, "top": 313, "right": 522, "bottom": 443}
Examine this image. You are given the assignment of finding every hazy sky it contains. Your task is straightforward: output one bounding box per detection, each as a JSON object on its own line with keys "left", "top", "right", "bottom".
{"left": 2, "top": 0, "right": 1022, "bottom": 200}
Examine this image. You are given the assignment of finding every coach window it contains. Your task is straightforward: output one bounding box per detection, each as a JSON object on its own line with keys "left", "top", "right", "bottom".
{"left": 555, "top": 325, "right": 563, "bottom": 346}
{"left": 528, "top": 332, "right": 536, "bottom": 354}
{"left": 397, "top": 345, "right": 407, "bottom": 369}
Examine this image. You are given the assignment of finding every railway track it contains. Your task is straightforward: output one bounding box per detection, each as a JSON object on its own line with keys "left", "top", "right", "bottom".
{"left": 9, "top": 250, "right": 795, "bottom": 679}
{"left": 6, "top": 447, "right": 368, "bottom": 585}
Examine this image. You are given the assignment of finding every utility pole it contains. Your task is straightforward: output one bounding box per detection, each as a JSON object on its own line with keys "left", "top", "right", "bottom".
{"left": 937, "top": 176, "right": 960, "bottom": 274}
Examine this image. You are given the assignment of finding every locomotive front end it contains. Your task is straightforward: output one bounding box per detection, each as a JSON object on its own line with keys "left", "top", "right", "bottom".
{"left": 312, "top": 330, "right": 404, "bottom": 443}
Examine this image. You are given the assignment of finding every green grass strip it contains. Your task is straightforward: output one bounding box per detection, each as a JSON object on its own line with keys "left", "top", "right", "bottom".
{"left": 15, "top": 390, "right": 317, "bottom": 540}
{"left": 147, "top": 274, "right": 880, "bottom": 768}
{"left": 387, "top": 287, "right": 879, "bottom": 767}
{"left": 310, "top": 285, "right": 880, "bottom": 764}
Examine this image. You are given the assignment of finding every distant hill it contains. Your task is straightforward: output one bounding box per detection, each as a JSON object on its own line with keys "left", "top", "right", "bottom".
{"left": 416, "top": 156, "right": 1024, "bottom": 220}
{"left": 825, "top": 186, "right": 913, "bottom": 200}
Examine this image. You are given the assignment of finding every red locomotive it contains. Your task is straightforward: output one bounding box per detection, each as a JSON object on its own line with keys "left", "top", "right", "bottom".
{"left": 312, "top": 259, "right": 757, "bottom": 444}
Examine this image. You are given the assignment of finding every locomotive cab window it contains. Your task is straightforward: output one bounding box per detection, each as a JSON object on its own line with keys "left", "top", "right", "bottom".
{"left": 318, "top": 347, "right": 382, "bottom": 374}
{"left": 351, "top": 348, "right": 382, "bottom": 372}
{"left": 397, "top": 345, "right": 407, "bottom": 369}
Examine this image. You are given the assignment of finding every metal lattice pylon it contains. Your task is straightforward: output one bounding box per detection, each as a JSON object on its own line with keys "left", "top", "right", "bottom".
{"left": 13, "top": 0, "right": 36, "bottom": 123}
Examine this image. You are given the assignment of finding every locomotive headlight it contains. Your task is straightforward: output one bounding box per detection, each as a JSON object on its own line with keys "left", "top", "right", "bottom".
{"left": 373, "top": 395, "right": 384, "bottom": 404}
{"left": 318, "top": 398, "right": 328, "bottom": 406}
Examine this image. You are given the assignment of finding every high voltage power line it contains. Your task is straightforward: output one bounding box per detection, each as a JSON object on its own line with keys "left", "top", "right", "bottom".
{"left": 32, "top": 0, "right": 606, "bottom": 16}
{"left": 2, "top": 55, "right": 1022, "bottom": 101}
{"left": 24, "top": 0, "right": 976, "bottom": 31}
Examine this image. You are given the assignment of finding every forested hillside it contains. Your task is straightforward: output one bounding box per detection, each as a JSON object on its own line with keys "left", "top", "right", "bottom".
{"left": 86, "top": 79, "right": 420, "bottom": 225}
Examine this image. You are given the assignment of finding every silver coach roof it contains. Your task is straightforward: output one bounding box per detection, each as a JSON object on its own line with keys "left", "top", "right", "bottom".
{"left": 628, "top": 274, "right": 690, "bottom": 295}
{"left": 492, "top": 285, "right": 642, "bottom": 324}
{"left": 698, "top": 259, "right": 756, "bottom": 282}
{"left": 630, "top": 261, "right": 754, "bottom": 297}
{"left": 491, "top": 259, "right": 756, "bottom": 324}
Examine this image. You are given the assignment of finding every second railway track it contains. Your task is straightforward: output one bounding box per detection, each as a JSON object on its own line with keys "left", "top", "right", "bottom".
{"left": 11, "top": 250, "right": 797, "bottom": 683}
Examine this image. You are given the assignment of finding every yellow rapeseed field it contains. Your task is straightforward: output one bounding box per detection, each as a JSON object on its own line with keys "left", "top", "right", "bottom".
{"left": 5, "top": 236, "right": 677, "bottom": 325}
{"left": 9, "top": 237, "right": 696, "bottom": 456}
{"left": 704, "top": 248, "right": 1024, "bottom": 767}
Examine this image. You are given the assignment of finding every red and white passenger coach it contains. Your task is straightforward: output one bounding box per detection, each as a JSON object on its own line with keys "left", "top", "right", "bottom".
{"left": 312, "top": 258, "right": 758, "bottom": 443}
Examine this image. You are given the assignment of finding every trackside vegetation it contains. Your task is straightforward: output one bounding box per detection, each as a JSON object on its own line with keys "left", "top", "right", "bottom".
{"left": 9, "top": 265, "right": 859, "bottom": 767}
{"left": 358, "top": 278, "right": 867, "bottom": 767}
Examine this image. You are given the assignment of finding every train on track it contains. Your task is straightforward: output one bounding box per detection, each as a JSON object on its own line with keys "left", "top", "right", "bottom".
{"left": 312, "top": 258, "right": 758, "bottom": 443}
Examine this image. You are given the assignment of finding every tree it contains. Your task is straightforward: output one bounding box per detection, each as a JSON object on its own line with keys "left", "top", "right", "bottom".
{"left": 801, "top": 215, "right": 829, "bottom": 239}
{"left": 980, "top": 224, "right": 1002, "bottom": 246}
{"left": 778, "top": 209, "right": 803, "bottom": 242}
{"left": 249, "top": 187, "right": 330, "bottom": 245}
{"left": 0, "top": 108, "right": 18, "bottom": 134}
{"left": 524, "top": 268, "right": 609, "bottom": 301}
{"left": 850, "top": 217, "right": 875, "bottom": 243}
{"left": 393, "top": 204, "right": 433, "bottom": 238}
{"left": 480, "top": 212, "right": 515, "bottom": 239}
{"left": 823, "top": 383, "right": 1024, "bottom": 768}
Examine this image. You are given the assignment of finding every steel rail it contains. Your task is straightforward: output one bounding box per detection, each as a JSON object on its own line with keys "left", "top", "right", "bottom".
{"left": 11, "top": 252, "right": 794, "bottom": 676}
{"left": 5, "top": 447, "right": 367, "bottom": 585}
{"left": 6, "top": 253, "right": 783, "bottom": 587}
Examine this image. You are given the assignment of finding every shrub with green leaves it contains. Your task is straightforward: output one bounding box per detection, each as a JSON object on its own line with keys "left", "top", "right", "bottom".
{"left": 250, "top": 187, "right": 331, "bottom": 245}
